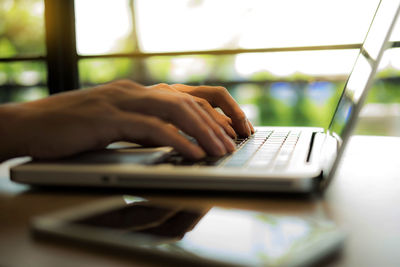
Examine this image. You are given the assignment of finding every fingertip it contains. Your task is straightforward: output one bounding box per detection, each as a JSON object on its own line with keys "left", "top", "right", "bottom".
{"left": 226, "top": 138, "right": 236, "bottom": 153}
{"left": 226, "top": 125, "right": 237, "bottom": 139}
{"left": 248, "top": 119, "right": 255, "bottom": 134}
{"left": 192, "top": 146, "right": 207, "bottom": 159}
{"left": 217, "top": 126, "right": 236, "bottom": 154}
{"left": 244, "top": 121, "right": 251, "bottom": 136}
{"left": 217, "top": 143, "right": 227, "bottom": 156}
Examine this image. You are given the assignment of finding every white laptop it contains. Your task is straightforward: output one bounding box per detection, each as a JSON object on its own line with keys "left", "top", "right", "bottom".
{"left": 10, "top": 0, "right": 400, "bottom": 193}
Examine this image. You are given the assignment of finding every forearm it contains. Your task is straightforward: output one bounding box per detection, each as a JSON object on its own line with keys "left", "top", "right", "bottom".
{"left": 0, "top": 104, "right": 26, "bottom": 162}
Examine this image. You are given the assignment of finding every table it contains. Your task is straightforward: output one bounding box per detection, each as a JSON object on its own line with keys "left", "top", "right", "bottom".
{"left": 1, "top": 135, "right": 400, "bottom": 267}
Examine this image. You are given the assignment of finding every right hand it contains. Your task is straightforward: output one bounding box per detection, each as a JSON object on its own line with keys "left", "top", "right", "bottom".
{"left": 1, "top": 80, "right": 251, "bottom": 161}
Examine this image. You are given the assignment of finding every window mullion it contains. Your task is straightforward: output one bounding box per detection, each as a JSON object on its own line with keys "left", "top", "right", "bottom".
{"left": 44, "top": 0, "right": 79, "bottom": 94}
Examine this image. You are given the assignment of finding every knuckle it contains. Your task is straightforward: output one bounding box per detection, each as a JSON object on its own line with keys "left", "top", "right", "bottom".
{"left": 196, "top": 98, "right": 208, "bottom": 106}
{"left": 181, "top": 95, "right": 195, "bottom": 105}
{"left": 119, "top": 79, "right": 133, "bottom": 84}
{"left": 197, "top": 124, "right": 213, "bottom": 136}
{"left": 97, "top": 84, "right": 126, "bottom": 96}
{"left": 151, "top": 83, "right": 177, "bottom": 92}
{"left": 216, "top": 87, "right": 230, "bottom": 100}
{"left": 225, "top": 116, "right": 233, "bottom": 124}
{"left": 216, "top": 86, "right": 228, "bottom": 95}
{"left": 170, "top": 95, "right": 192, "bottom": 109}
{"left": 110, "top": 86, "right": 126, "bottom": 95}
{"left": 236, "top": 113, "right": 247, "bottom": 122}
{"left": 218, "top": 115, "right": 232, "bottom": 125}
{"left": 173, "top": 101, "right": 190, "bottom": 115}
{"left": 155, "top": 83, "right": 170, "bottom": 88}
{"left": 83, "top": 91, "right": 108, "bottom": 106}
{"left": 114, "top": 79, "right": 134, "bottom": 86}
{"left": 178, "top": 93, "right": 196, "bottom": 104}
{"left": 144, "top": 116, "right": 163, "bottom": 128}
{"left": 113, "top": 79, "right": 143, "bottom": 90}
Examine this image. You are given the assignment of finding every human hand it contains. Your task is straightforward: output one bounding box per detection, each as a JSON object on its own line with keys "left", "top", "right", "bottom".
{"left": 0, "top": 80, "right": 251, "bottom": 161}
{"left": 147, "top": 83, "right": 254, "bottom": 138}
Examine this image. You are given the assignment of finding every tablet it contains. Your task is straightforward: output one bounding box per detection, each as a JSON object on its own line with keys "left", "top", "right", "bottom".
{"left": 31, "top": 196, "right": 345, "bottom": 266}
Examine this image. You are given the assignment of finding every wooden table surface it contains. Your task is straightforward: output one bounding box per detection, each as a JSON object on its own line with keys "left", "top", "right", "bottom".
{"left": 1, "top": 135, "right": 400, "bottom": 267}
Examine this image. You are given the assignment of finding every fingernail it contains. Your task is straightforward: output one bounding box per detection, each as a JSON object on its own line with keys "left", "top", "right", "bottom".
{"left": 228, "top": 127, "right": 237, "bottom": 139}
{"left": 245, "top": 122, "right": 251, "bottom": 136}
{"left": 215, "top": 140, "right": 227, "bottom": 156}
{"left": 248, "top": 120, "right": 255, "bottom": 134}
{"left": 193, "top": 147, "right": 206, "bottom": 159}
{"left": 226, "top": 138, "right": 236, "bottom": 153}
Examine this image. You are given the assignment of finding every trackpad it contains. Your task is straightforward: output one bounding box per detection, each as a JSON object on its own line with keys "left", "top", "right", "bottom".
{"left": 35, "top": 146, "right": 173, "bottom": 165}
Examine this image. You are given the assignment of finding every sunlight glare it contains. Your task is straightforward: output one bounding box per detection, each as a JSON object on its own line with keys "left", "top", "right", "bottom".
{"left": 135, "top": 0, "right": 379, "bottom": 52}
{"left": 235, "top": 50, "right": 359, "bottom": 77}
{"left": 74, "top": 0, "right": 400, "bottom": 76}
{"left": 75, "top": 0, "right": 132, "bottom": 55}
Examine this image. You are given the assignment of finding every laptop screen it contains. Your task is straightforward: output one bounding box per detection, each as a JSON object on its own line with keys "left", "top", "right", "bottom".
{"left": 328, "top": 0, "right": 400, "bottom": 140}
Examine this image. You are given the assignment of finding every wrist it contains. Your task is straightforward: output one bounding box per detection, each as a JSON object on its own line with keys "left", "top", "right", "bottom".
{"left": 0, "top": 103, "right": 27, "bottom": 162}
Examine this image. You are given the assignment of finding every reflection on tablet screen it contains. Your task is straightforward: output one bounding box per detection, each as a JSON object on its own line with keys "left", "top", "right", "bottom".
{"left": 71, "top": 200, "right": 342, "bottom": 266}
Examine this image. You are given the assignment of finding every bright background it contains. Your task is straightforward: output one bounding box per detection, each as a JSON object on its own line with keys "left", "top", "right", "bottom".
{"left": 1, "top": 0, "right": 400, "bottom": 135}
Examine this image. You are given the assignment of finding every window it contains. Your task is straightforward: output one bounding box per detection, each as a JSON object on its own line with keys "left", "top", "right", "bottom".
{"left": 2, "top": 0, "right": 400, "bottom": 133}
{"left": 0, "top": 0, "right": 47, "bottom": 102}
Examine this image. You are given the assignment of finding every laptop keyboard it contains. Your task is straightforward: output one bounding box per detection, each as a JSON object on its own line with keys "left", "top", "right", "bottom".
{"left": 160, "top": 129, "right": 301, "bottom": 168}
{"left": 222, "top": 130, "right": 301, "bottom": 168}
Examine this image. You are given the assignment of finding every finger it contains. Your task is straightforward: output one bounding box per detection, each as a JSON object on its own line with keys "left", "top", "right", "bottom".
{"left": 248, "top": 118, "right": 255, "bottom": 134}
{"left": 171, "top": 84, "right": 251, "bottom": 137}
{"left": 119, "top": 91, "right": 228, "bottom": 156}
{"left": 146, "top": 83, "right": 235, "bottom": 138}
{"left": 186, "top": 99, "right": 236, "bottom": 153}
{"left": 165, "top": 98, "right": 229, "bottom": 156}
{"left": 218, "top": 116, "right": 236, "bottom": 139}
{"left": 192, "top": 96, "right": 237, "bottom": 139}
{"left": 116, "top": 112, "right": 206, "bottom": 159}
{"left": 147, "top": 84, "right": 236, "bottom": 138}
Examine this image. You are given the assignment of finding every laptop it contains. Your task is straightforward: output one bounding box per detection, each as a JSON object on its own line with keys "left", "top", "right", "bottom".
{"left": 10, "top": 0, "right": 400, "bottom": 193}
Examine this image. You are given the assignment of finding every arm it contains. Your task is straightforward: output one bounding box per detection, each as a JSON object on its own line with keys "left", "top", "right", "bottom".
{"left": 0, "top": 80, "right": 252, "bottom": 162}
{"left": 0, "top": 103, "right": 27, "bottom": 161}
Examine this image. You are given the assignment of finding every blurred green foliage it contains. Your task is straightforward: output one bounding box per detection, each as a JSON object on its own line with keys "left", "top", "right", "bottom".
{"left": 0, "top": 61, "right": 48, "bottom": 102}
{"left": 0, "top": 0, "right": 47, "bottom": 102}
{"left": 0, "top": 0, "right": 45, "bottom": 56}
{"left": 79, "top": 58, "right": 134, "bottom": 85}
